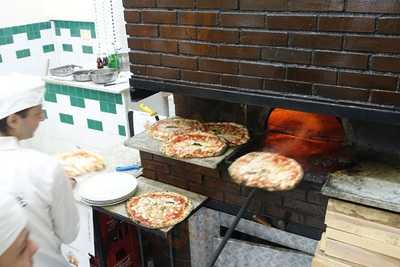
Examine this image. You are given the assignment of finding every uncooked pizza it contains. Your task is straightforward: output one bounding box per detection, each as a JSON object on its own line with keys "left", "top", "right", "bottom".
{"left": 56, "top": 149, "right": 106, "bottom": 178}
{"left": 147, "top": 118, "right": 205, "bottom": 142}
{"left": 161, "top": 131, "right": 227, "bottom": 158}
{"left": 228, "top": 152, "right": 303, "bottom": 191}
{"left": 126, "top": 191, "right": 192, "bottom": 229}
{"left": 203, "top": 122, "right": 250, "bottom": 146}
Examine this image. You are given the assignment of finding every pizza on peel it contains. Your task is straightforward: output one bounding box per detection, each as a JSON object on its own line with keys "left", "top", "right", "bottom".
{"left": 147, "top": 118, "right": 204, "bottom": 142}
{"left": 203, "top": 122, "right": 250, "bottom": 146}
{"left": 56, "top": 149, "right": 106, "bottom": 178}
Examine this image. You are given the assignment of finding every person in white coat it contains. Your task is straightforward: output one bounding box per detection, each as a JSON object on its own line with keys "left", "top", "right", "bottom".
{"left": 0, "top": 73, "right": 80, "bottom": 266}
{"left": 0, "top": 192, "right": 38, "bottom": 267}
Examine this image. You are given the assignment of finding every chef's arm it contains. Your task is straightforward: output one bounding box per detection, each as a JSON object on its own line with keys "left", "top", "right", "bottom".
{"left": 50, "top": 165, "right": 80, "bottom": 244}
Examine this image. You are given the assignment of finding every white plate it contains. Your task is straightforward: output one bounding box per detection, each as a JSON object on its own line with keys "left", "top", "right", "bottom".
{"left": 78, "top": 172, "right": 138, "bottom": 202}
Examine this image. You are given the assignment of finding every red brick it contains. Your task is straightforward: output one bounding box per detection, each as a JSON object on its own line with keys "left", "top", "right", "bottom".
{"left": 262, "top": 204, "right": 286, "bottom": 218}
{"left": 344, "top": 36, "right": 400, "bottom": 54}
{"left": 370, "top": 90, "right": 400, "bottom": 106}
{"left": 159, "top": 25, "right": 197, "bottom": 40}
{"left": 267, "top": 15, "right": 316, "bottom": 31}
{"left": 287, "top": 67, "right": 337, "bottom": 84}
{"left": 371, "top": 56, "right": 400, "bottom": 73}
{"left": 178, "top": 11, "right": 218, "bottom": 26}
{"left": 313, "top": 51, "right": 368, "bottom": 70}
{"left": 181, "top": 70, "right": 220, "bottom": 84}
{"left": 377, "top": 17, "right": 400, "bottom": 34}
{"left": 130, "top": 64, "right": 146, "bottom": 75}
{"left": 224, "top": 193, "right": 246, "bottom": 206}
{"left": 319, "top": 16, "right": 375, "bottom": 33}
{"left": 170, "top": 165, "right": 203, "bottom": 183}
{"left": 288, "top": 0, "right": 344, "bottom": 11}
{"left": 284, "top": 199, "right": 326, "bottom": 216}
{"left": 129, "top": 51, "right": 161, "bottom": 65}
{"left": 239, "top": 62, "right": 286, "bottom": 79}
{"left": 142, "top": 168, "right": 157, "bottom": 179}
{"left": 264, "top": 79, "right": 313, "bottom": 95}
{"left": 304, "top": 215, "right": 325, "bottom": 229}
{"left": 261, "top": 47, "right": 311, "bottom": 64}
{"left": 179, "top": 42, "right": 218, "bottom": 56}
{"left": 240, "top": 0, "right": 288, "bottom": 11}
{"left": 282, "top": 188, "right": 306, "bottom": 201}
{"left": 313, "top": 84, "right": 370, "bottom": 102}
{"left": 240, "top": 30, "right": 287, "bottom": 46}
{"left": 287, "top": 211, "right": 305, "bottom": 225}
{"left": 307, "top": 190, "right": 328, "bottom": 205}
{"left": 189, "top": 182, "right": 223, "bottom": 201}
{"left": 123, "top": 0, "right": 155, "bottom": 8}
{"left": 157, "top": 0, "right": 194, "bottom": 8}
{"left": 221, "top": 75, "right": 263, "bottom": 90}
{"left": 128, "top": 38, "right": 178, "bottom": 53}
{"left": 142, "top": 10, "right": 176, "bottom": 24}
{"left": 338, "top": 72, "right": 398, "bottom": 90}
{"left": 199, "top": 58, "right": 238, "bottom": 74}
{"left": 124, "top": 10, "right": 141, "bottom": 23}
{"left": 197, "top": 0, "right": 238, "bottom": 9}
{"left": 289, "top": 33, "right": 342, "bottom": 50}
{"left": 140, "top": 151, "right": 153, "bottom": 160}
{"left": 346, "top": 0, "right": 400, "bottom": 14}
{"left": 125, "top": 24, "right": 158, "bottom": 37}
{"left": 203, "top": 176, "right": 228, "bottom": 189}
{"left": 161, "top": 54, "right": 197, "bottom": 70}
{"left": 146, "top": 65, "right": 179, "bottom": 80}
{"left": 197, "top": 28, "right": 239, "bottom": 43}
{"left": 141, "top": 159, "right": 170, "bottom": 173}
{"left": 157, "top": 174, "right": 188, "bottom": 189}
{"left": 220, "top": 13, "right": 265, "bottom": 28}
{"left": 218, "top": 45, "right": 260, "bottom": 60}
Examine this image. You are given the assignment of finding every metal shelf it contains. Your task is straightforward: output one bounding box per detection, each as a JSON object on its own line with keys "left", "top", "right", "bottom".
{"left": 130, "top": 77, "right": 400, "bottom": 125}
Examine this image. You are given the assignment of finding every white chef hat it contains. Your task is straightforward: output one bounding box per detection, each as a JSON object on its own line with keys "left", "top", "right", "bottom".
{"left": 0, "top": 192, "right": 27, "bottom": 256}
{"left": 0, "top": 73, "right": 44, "bottom": 120}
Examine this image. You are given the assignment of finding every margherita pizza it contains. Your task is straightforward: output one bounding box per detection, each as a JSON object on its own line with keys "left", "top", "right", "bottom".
{"left": 147, "top": 118, "right": 204, "bottom": 142}
{"left": 56, "top": 149, "right": 106, "bottom": 178}
{"left": 161, "top": 131, "right": 227, "bottom": 158}
{"left": 126, "top": 191, "right": 192, "bottom": 229}
{"left": 228, "top": 152, "right": 303, "bottom": 191}
{"left": 203, "top": 122, "right": 250, "bottom": 146}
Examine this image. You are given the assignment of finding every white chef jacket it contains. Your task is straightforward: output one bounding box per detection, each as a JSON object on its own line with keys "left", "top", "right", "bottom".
{"left": 0, "top": 136, "right": 79, "bottom": 267}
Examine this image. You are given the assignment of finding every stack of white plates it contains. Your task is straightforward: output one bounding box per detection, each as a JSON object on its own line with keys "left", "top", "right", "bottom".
{"left": 78, "top": 172, "right": 138, "bottom": 206}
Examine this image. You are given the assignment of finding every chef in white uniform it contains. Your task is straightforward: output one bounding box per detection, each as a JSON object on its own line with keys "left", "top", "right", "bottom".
{"left": 0, "top": 73, "right": 80, "bottom": 266}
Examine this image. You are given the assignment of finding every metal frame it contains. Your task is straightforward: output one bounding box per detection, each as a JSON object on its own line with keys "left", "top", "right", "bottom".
{"left": 130, "top": 77, "right": 400, "bottom": 125}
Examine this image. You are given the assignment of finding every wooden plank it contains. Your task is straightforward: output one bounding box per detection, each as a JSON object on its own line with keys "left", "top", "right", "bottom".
{"left": 320, "top": 233, "right": 326, "bottom": 252}
{"left": 326, "top": 227, "right": 400, "bottom": 259}
{"left": 327, "top": 198, "right": 400, "bottom": 228}
{"left": 313, "top": 241, "right": 364, "bottom": 267}
{"left": 325, "top": 238, "right": 400, "bottom": 267}
{"left": 326, "top": 211, "right": 400, "bottom": 247}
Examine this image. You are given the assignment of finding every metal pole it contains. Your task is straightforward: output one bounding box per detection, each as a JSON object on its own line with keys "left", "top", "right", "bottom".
{"left": 206, "top": 188, "right": 258, "bottom": 267}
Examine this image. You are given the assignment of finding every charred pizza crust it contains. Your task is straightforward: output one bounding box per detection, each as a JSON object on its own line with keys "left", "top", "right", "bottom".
{"left": 161, "top": 131, "right": 227, "bottom": 158}
{"left": 56, "top": 149, "right": 105, "bottom": 178}
{"left": 147, "top": 118, "right": 204, "bottom": 142}
{"left": 126, "top": 191, "right": 192, "bottom": 229}
{"left": 203, "top": 122, "right": 250, "bottom": 146}
{"left": 228, "top": 152, "right": 303, "bottom": 191}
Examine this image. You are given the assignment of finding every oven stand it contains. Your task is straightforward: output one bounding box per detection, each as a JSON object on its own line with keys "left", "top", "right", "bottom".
{"left": 206, "top": 188, "right": 258, "bottom": 267}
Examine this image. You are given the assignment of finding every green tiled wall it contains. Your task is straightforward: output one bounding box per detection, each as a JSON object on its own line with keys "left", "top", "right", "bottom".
{"left": 0, "top": 22, "right": 51, "bottom": 46}
{"left": 16, "top": 49, "right": 31, "bottom": 59}
{"left": 82, "top": 45, "right": 93, "bottom": 54}
{"left": 0, "top": 54, "right": 2, "bottom": 63}
{"left": 87, "top": 119, "right": 103, "bottom": 131}
{"left": 62, "top": 44, "right": 73, "bottom": 52}
{"left": 53, "top": 20, "right": 96, "bottom": 38}
{"left": 118, "top": 125, "right": 126, "bottom": 136}
{"left": 42, "top": 44, "right": 55, "bottom": 53}
{"left": 59, "top": 113, "right": 74, "bottom": 124}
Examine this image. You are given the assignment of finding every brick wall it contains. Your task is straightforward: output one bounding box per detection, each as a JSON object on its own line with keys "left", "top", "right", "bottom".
{"left": 140, "top": 151, "right": 328, "bottom": 239}
{"left": 124, "top": 0, "right": 400, "bottom": 107}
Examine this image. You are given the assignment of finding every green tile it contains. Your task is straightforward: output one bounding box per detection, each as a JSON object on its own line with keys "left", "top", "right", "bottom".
{"left": 89, "top": 90, "right": 99, "bottom": 100}
{"left": 42, "top": 44, "right": 55, "bottom": 53}
{"left": 55, "top": 28, "right": 61, "bottom": 36}
{"left": 118, "top": 125, "right": 126, "bottom": 136}
{"left": 16, "top": 49, "right": 31, "bottom": 59}
{"left": 82, "top": 45, "right": 93, "bottom": 54}
{"left": 70, "top": 27, "right": 80, "bottom": 37}
{"left": 116, "top": 94, "right": 123, "bottom": 105}
{"left": 62, "top": 43, "right": 73, "bottom": 52}
{"left": 76, "top": 87, "right": 84, "bottom": 97}
{"left": 43, "top": 109, "right": 47, "bottom": 119}
{"left": 0, "top": 36, "right": 13, "bottom": 46}
{"left": 59, "top": 113, "right": 74, "bottom": 124}
{"left": 27, "top": 31, "right": 41, "bottom": 40}
{"left": 3, "top": 28, "right": 12, "bottom": 36}
{"left": 87, "top": 119, "right": 103, "bottom": 131}
{"left": 44, "top": 92, "right": 57, "bottom": 102}
{"left": 70, "top": 96, "right": 85, "bottom": 108}
{"left": 0, "top": 54, "right": 2, "bottom": 63}
{"left": 100, "top": 102, "right": 116, "bottom": 114}
{"left": 90, "top": 28, "right": 96, "bottom": 38}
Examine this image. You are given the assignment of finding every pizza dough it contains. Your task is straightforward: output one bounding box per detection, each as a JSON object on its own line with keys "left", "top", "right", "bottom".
{"left": 228, "top": 152, "right": 303, "bottom": 191}
{"left": 161, "top": 131, "right": 227, "bottom": 158}
{"left": 126, "top": 191, "right": 192, "bottom": 229}
{"left": 203, "top": 122, "right": 250, "bottom": 146}
{"left": 147, "top": 118, "right": 204, "bottom": 142}
{"left": 56, "top": 149, "right": 106, "bottom": 178}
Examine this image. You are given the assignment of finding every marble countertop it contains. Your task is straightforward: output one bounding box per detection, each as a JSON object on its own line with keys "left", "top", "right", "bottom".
{"left": 44, "top": 71, "right": 131, "bottom": 94}
{"left": 322, "top": 161, "right": 400, "bottom": 213}
{"left": 125, "top": 131, "right": 238, "bottom": 169}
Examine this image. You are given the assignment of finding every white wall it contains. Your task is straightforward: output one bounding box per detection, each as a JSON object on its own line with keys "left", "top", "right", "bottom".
{"left": 43, "top": 0, "right": 96, "bottom": 22}
{"left": 0, "top": 0, "right": 47, "bottom": 27}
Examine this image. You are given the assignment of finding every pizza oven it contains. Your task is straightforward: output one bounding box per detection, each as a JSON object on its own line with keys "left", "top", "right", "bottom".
{"left": 122, "top": 0, "right": 400, "bottom": 266}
